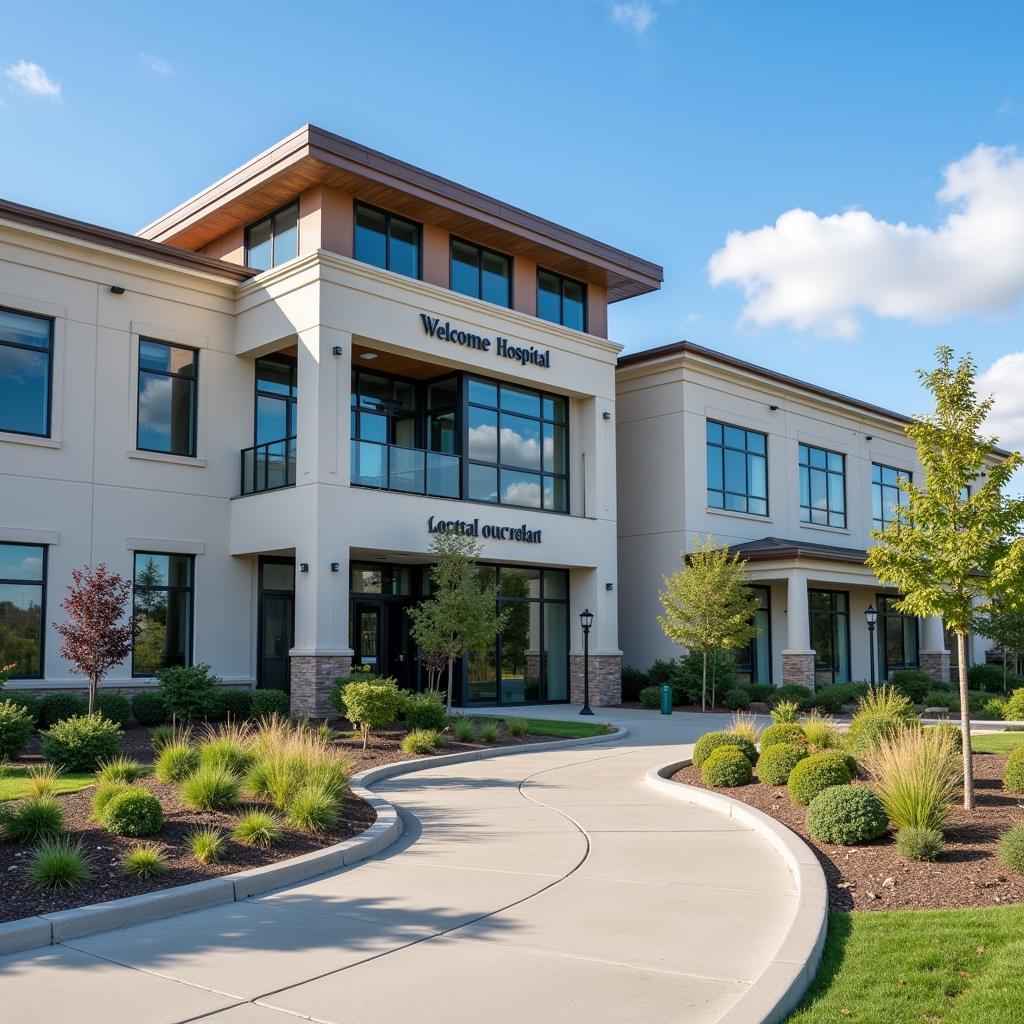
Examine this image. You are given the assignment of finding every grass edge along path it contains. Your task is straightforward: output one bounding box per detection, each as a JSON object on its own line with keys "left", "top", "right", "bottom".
{"left": 972, "top": 731, "right": 1024, "bottom": 754}
{"left": 786, "top": 906, "right": 1024, "bottom": 1024}
{"left": 510, "top": 718, "right": 614, "bottom": 740}
{"left": 0, "top": 768, "right": 95, "bottom": 802}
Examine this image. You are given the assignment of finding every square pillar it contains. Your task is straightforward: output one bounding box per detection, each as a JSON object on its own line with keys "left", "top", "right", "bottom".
{"left": 920, "top": 615, "right": 950, "bottom": 683}
{"left": 782, "top": 572, "right": 815, "bottom": 689}
{"left": 569, "top": 567, "right": 621, "bottom": 705}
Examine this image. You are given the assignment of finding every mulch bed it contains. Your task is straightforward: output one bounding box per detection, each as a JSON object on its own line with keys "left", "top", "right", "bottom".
{"left": 673, "top": 754, "right": 1024, "bottom": 912}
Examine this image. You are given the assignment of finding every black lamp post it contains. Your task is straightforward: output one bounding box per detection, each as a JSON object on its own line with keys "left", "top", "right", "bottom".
{"left": 865, "top": 604, "right": 878, "bottom": 689}
{"left": 579, "top": 608, "right": 594, "bottom": 716}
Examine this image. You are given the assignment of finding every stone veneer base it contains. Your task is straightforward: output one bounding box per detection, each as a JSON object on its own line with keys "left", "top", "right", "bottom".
{"left": 781, "top": 651, "right": 816, "bottom": 688}
{"left": 919, "top": 650, "right": 951, "bottom": 684}
{"left": 569, "top": 654, "right": 622, "bottom": 706}
{"left": 290, "top": 654, "right": 352, "bottom": 718}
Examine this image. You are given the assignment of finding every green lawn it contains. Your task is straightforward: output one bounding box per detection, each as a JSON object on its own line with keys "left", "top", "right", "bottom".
{"left": 787, "top": 907, "right": 1024, "bottom": 1023}
{"left": 513, "top": 718, "right": 614, "bottom": 739}
{"left": 0, "top": 767, "right": 95, "bottom": 801}
{"left": 971, "top": 731, "right": 1024, "bottom": 754}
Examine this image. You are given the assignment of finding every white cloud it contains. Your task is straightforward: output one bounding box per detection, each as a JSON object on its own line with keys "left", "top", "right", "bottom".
{"left": 708, "top": 145, "right": 1024, "bottom": 339}
{"left": 978, "top": 352, "right": 1024, "bottom": 453}
{"left": 610, "top": 1, "right": 655, "bottom": 35}
{"left": 4, "top": 60, "right": 60, "bottom": 98}
{"left": 140, "top": 52, "right": 172, "bottom": 75}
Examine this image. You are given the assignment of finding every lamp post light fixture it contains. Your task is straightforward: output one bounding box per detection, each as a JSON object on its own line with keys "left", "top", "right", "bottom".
{"left": 579, "top": 608, "right": 594, "bottom": 716}
{"left": 865, "top": 604, "right": 878, "bottom": 689}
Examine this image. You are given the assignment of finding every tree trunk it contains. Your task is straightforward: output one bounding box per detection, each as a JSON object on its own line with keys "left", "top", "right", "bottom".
{"left": 446, "top": 657, "right": 454, "bottom": 714}
{"left": 711, "top": 656, "right": 717, "bottom": 709}
{"left": 1004, "top": 649, "right": 1009, "bottom": 694}
{"left": 957, "top": 631, "right": 975, "bottom": 810}
{"left": 88, "top": 673, "right": 97, "bottom": 715}
{"left": 362, "top": 723, "right": 369, "bottom": 750}
{"left": 701, "top": 649, "right": 708, "bottom": 713}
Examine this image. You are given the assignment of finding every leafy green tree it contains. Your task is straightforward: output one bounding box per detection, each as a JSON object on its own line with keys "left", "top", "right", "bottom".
{"left": 408, "top": 529, "right": 509, "bottom": 712}
{"left": 658, "top": 535, "right": 760, "bottom": 712}
{"left": 977, "top": 599, "right": 1024, "bottom": 689}
{"left": 867, "top": 346, "right": 1024, "bottom": 809}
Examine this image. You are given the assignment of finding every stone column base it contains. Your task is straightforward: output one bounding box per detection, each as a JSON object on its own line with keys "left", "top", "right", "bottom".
{"left": 290, "top": 654, "right": 352, "bottom": 718}
{"left": 570, "top": 654, "right": 622, "bottom": 706}
{"left": 920, "top": 650, "right": 951, "bottom": 684}
{"left": 781, "top": 650, "right": 816, "bottom": 689}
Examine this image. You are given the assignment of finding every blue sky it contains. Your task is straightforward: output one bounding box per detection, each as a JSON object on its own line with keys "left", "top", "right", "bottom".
{"left": 4, "top": 1, "right": 1024, "bottom": 445}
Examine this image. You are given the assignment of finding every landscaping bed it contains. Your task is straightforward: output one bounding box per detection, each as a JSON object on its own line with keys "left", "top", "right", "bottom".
{"left": 673, "top": 752, "right": 1024, "bottom": 911}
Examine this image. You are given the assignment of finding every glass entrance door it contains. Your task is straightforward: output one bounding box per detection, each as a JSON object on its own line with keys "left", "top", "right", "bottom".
{"left": 353, "top": 601, "right": 382, "bottom": 672}
{"left": 258, "top": 558, "right": 295, "bottom": 693}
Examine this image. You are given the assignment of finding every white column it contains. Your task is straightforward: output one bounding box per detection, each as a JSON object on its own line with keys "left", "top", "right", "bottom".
{"left": 784, "top": 572, "right": 811, "bottom": 652}
{"left": 922, "top": 615, "right": 946, "bottom": 652}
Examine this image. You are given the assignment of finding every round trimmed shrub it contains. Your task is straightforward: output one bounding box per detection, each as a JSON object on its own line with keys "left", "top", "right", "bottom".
{"left": 638, "top": 685, "right": 661, "bottom": 710}
{"left": 998, "top": 824, "right": 1024, "bottom": 873}
{"left": 342, "top": 679, "right": 403, "bottom": 747}
{"left": 93, "top": 692, "right": 132, "bottom": 728}
{"left": 806, "top": 785, "right": 888, "bottom": 845}
{"left": 896, "top": 826, "right": 944, "bottom": 862}
{"left": 788, "top": 752, "right": 852, "bottom": 806}
{"left": 693, "top": 730, "right": 756, "bottom": 768}
{"left": 0, "top": 698, "right": 36, "bottom": 759}
{"left": 701, "top": 745, "right": 753, "bottom": 787}
{"left": 250, "top": 688, "right": 290, "bottom": 720}
{"left": 219, "top": 689, "right": 253, "bottom": 722}
{"left": 760, "top": 723, "right": 807, "bottom": 750}
{"left": 154, "top": 741, "right": 200, "bottom": 783}
{"left": 845, "top": 714, "right": 906, "bottom": 758}
{"left": 402, "top": 692, "right": 448, "bottom": 731}
{"left": 131, "top": 691, "right": 168, "bottom": 727}
{"left": 723, "top": 687, "right": 751, "bottom": 711}
{"left": 1004, "top": 747, "right": 1024, "bottom": 794}
{"left": 39, "top": 693, "right": 88, "bottom": 728}
{"left": 41, "top": 714, "right": 122, "bottom": 772}
{"left": 1004, "top": 688, "right": 1024, "bottom": 721}
{"left": 102, "top": 789, "right": 164, "bottom": 837}
{"left": 757, "top": 742, "right": 808, "bottom": 786}
{"left": 92, "top": 782, "right": 136, "bottom": 819}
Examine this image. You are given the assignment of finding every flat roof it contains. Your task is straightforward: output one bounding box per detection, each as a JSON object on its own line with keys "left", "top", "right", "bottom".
{"left": 137, "top": 125, "right": 664, "bottom": 303}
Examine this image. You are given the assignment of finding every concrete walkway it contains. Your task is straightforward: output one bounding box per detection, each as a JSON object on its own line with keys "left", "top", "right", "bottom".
{"left": 0, "top": 709, "right": 801, "bottom": 1024}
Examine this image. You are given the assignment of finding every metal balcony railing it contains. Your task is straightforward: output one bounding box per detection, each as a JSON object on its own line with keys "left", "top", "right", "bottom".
{"left": 350, "top": 439, "right": 460, "bottom": 498}
{"left": 241, "top": 436, "right": 297, "bottom": 495}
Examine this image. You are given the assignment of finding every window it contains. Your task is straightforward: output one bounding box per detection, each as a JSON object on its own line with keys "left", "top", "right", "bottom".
{"left": 450, "top": 239, "right": 511, "bottom": 307}
{"left": 736, "top": 586, "right": 771, "bottom": 684}
{"left": 799, "top": 444, "right": 846, "bottom": 528}
{"left": 137, "top": 340, "right": 197, "bottom": 457}
{"left": 466, "top": 377, "right": 568, "bottom": 512}
{"left": 0, "top": 307, "right": 53, "bottom": 437}
{"left": 245, "top": 201, "right": 299, "bottom": 272}
{"left": 706, "top": 420, "right": 768, "bottom": 515}
{"left": 354, "top": 203, "right": 421, "bottom": 279}
{"left": 132, "top": 553, "right": 194, "bottom": 676}
{"left": 255, "top": 354, "right": 297, "bottom": 445}
{"left": 878, "top": 594, "right": 918, "bottom": 676}
{"left": 810, "top": 590, "right": 850, "bottom": 684}
{"left": 872, "top": 463, "right": 911, "bottom": 531}
{"left": 537, "top": 269, "right": 586, "bottom": 331}
{"left": 0, "top": 542, "right": 46, "bottom": 678}
{"left": 961, "top": 484, "right": 971, "bottom": 502}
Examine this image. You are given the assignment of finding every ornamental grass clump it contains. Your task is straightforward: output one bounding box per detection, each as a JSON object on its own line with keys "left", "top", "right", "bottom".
{"left": 479, "top": 720, "right": 500, "bottom": 744}
{"left": 769, "top": 700, "right": 801, "bottom": 724}
{"left": 998, "top": 824, "right": 1024, "bottom": 873}
{"left": 103, "top": 789, "right": 164, "bottom": 837}
{"left": 286, "top": 784, "right": 338, "bottom": 833}
{"left": 1003, "top": 747, "right": 1024, "bottom": 794}
{"left": 701, "top": 745, "right": 753, "bottom": 787}
{"left": 451, "top": 716, "right": 477, "bottom": 743}
{"left": 26, "top": 764, "right": 61, "bottom": 798}
{"left": 95, "top": 755, "right": 144, "bottom": 785}
{"left": 505, "top": 717, "right": 529, "bottom": 738}
{"left": 759, "top": 723, "right": 807, "bottom": 750}
{"left": 27, "top": 836, "right": 91, "bottom": 890}
{"left": 896, "top": 826, "right": 944, "bottom": 862}
{"left": 189, "top": 826, "right": 226, "bottom": 864}
{"left": 845, "top": 686, "right": 916, "bottom": 758}
{"left": 788, "top": 752, "right": 852, "bottom": 806}
{"left": 757, "top": 742, "right": 808, "bottom": 786}
{"left": 232, "top": 809, "right": 283, "bottom": 848}
{"left": 801, "top": 710, "right": 841, "bottom": 751}
{"left": 401, "top": 729, "right": 442, "bottom": 755}
{"left": 867, "top": 725, "right": 960, "bottom": 832}
{"left": 198, "top": 721, "right": 256, "bottom": 776}
{"left": 728, "top": 711, "right": 762, "bottom": 746}
{"left": 121, "top": 843, "right": 169, "bottom": 879}
{"left": 154, "top": 737, "right": 199, "bottom": 784}
{"left": 180, "top": 764, "right": 241, "bottom": 812}
{"left": 4, "top": 795, "right": 64, "bottom": 843}
{"left": 806, "top": 785, "right": 888, "bottom": 845}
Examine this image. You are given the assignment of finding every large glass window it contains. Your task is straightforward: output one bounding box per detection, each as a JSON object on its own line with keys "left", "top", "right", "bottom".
{"left": 799, "top": 444, "right": 846, "bottom": 528}
{"left": 878, "top": 594, "right": 919, "bottom": 675}
{"left": 810, "top": 590, "right": 850, "bottom": 684}
{"left": 872, "top": 463, "right": 910, "bottom": 531}
{"left": 0, "top": 542, "right": 45, "bottom": 678}
{"left": 706, "top": 420, "right": 768, "bottom": 516}
{"left": 537, "top": 269, "right": 586, "bottom": 331}
{"left": 245, "top": 201, "right": 299, "bottom": 272}
{"left": 137, "top": 340, "right": 197, "bottom": 457}
{"left": 255, "top": 354, "right": 297, "bottom": 444}
{"left": 0, "top": 307, "right": 53, "bottom": 437}
{"left": 132, "top": 553, "right": 194, "bottom": 676}
{"left": 736, "top": 585, "right": 771, "bottom": 684}
{"left": 354, "top": 203, "right": 421, "bottom": 279}
{"left": 450, "top": 239, "right": 511, "bottom": 307}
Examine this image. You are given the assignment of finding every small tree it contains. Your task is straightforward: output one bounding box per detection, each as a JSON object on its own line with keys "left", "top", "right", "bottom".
{"left": 867, "top": 346, "right": 1024, "bottom": 809}
{"left": 658, "top": 535, "right": 760, "bottom": 711}
{"left": 53, "top": 564, "right": 138, "bottom": 714}
{"left": 342, "top": 679, "right": 404, "bottom": 749}
{"left": 976, "top": 599, "right": 1024, "bottom": 690}
{"left": 408, "top": 529, "right": 509, "bottom": 712}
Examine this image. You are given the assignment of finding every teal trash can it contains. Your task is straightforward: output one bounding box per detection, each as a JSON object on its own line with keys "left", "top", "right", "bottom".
{"left": 660, "top": 684, "right": 672, "bottom": 715}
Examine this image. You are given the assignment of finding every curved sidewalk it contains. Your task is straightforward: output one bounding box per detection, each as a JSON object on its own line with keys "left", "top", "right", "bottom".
{"left": 0, "top": 710, "right": 805, "bottom": 1024}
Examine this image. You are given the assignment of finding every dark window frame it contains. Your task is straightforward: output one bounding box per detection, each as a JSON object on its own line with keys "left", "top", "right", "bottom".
{"left": 131, "top": 551, "right": 196, "bottom": 678}
{"left": 536, "top": 268, "right": 587, "bottom": 332}
{"left": 0, "top": 541, "right": 47, "bottom": 679}
{"left": 244, "top": 200, "right": 300, "bottom": 271}
{"left": 706, "top": 419, "right": 769, "bottom": 516}
{"left": 136, "top": 338, "right": 199, "bottom": 458}
{"left": 353, "top": 200, "right": 423, "bottom": 280}
{"left": 448, "top": 236, "right": 513, "bottom": 308}
{"left": 0, "top": 305, "right": 55, "bottom": 439}
{"left": 254, "top": 353, "right": 298, "bottom": 446}
{"left": 799, "top": 443, "right": 847, "bottom": 529}
{"left": 809, "top": 588, "right": 851, "bottom": 684}
{"left": 735, "top": 584, "right": 772, "bottom": 684}
{"left": 877, "top": 593, "right": 919, "bottom": 675}
{"left": 871, "top": 462, "right": 912, "bottom": 532}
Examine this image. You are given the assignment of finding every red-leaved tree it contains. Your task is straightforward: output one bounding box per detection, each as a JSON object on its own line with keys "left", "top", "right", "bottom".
{"left": 53, "top": 564, "right": 138, "bottom": 714}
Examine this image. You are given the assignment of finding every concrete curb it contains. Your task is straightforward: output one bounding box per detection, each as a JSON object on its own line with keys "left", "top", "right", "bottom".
{"left": 0, "top": 721, "right": 625, "bottom": 956}
{"left": 645, "top": 759, "right": 828, "bottom": 1024}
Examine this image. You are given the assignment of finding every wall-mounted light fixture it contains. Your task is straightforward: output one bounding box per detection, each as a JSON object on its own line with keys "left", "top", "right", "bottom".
{"left": 330, "top": 562, "right": 340, "bottom": 572}
{"left": 865, "top": 435, "right": 873, "bottom": 441}
{"left": 109, "top": 285, "right": 125, "bottom": 295}
{"left": 602, "top": 411, "right": 612, "bottom": 421}
{"left": 299, "top": 563, "right": 309, "bottom": 573}
{"left": 769, "top": 404, "right": 779, "bottom": 411}
{"left": 331, "top": 345, "right": 343, "bottom": 356}
{"left": 605, "top": 582, "right": 614, "bottom": 591}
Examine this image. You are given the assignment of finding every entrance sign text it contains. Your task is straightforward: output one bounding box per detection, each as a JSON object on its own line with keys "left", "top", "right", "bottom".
{"left": 427, "top": 515, "right": 542, "bottom": 544}
{"left": 419, "top": 314, "right": 551, "bottom": 369}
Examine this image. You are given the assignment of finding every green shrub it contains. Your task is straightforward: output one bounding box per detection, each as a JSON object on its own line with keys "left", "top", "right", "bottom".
{"left": 1004, "top": 747, "right": 1024, "bottom": 794}
{"left": 219, "top": 689, "right": 253, "bottom": 722}
{"left": 809, "top": 689, "right": 845, "bottom": 714}
{"left": 927, "top": 722, "right": 963, "bottom": 753}
{"left": 0, "top": 698, "right": 36, "bottom": 759}
{"left": 250, "top": 688, "right": 290, "bottom": 720}
{"left": 983, "top": 696, "right": 1009, "bottom": 720}
{"left": 131, "top": 691, "right": 167, "bottom": 727}
{"left": 451, "top": 716, "right": 478, "bottom": 743}
{"left": 891, "top": 669, "right": 934, "bottom": 704}
{"left": 27, "top": 836, "right": 90, "bottom": 890}
{"left": 769, "top": 700, "right": 802, "bottom": 724}
{"left": 896, "top": 826, "right": 944, "bottom": 862}
{"left": 41, "top": 714, "right": 122, "bottom": 771}
{"left": 38, "top": 692, "right": 88, "bottom": 728}
{"left": 998, "top": 824, "right": 1024, "bottom": 873}
{"left": 4, "top": 795, "right": 64, "bottom": 842}
{"left": 329, "top": 674, "right": 361, "bottom": 716}
{"left": 151, "top": 724, "right": 175, "bottom": 750}
{"left": 103, "top": 789, "right": 164, "bottom": 837}
{"left": 121, "top": 842, "right": 169, "bottom": 878}
{"left": 760, "top": 722, "right": 807, "bottom": 749}
{"left": 788, "top": 752, "right": 852, "bottom": 805}
{"left": 189, "top": 826, "right": 225, "bottom": 864}
{"left": 723, "top": 687, "right": 751, "bottom": 711}
{"left": 845, "top": 686, "right": 916, "bottom": 758}
{"left": 693, "top": 730, "right": 755, "bottom": 767}
{"left": 93, "top": 691, "right": 132, "bottom": 727}
{"left": 401, "top": 728, "right": 441, "bottom": 754}
{"left": 92, "top": 781, "right": 136, "bottom": 819}
{"left": 154, "top": 740, "right": 199, "bottom": 783}
{"left": 402, "top": 692, "right": 448, "bottom": 731}
{"left": 181, "top": 764, "right": 240, "bottom": 811}
{"left": 923, "top": 688, "right": 957, "bottom": 711}
{"left": 620, "top": 665, "right": 649, "bottom": 702}
{"left": 746, "top": 684, "right": 774, "bottom": 703}
{"left": 1005, "top": 688, "right": 1024, "bottom": 721}
{"left": 3, "top": 690, "right": 41, "bottom": 726}
{"left": 156, "top": 664, "right": 221, "bottom": 721}
{"left": 638, "top": 685, "right": 661, "bottom": 710}
{"left": 757, "top": 742, "right": 808, "bottom": 785}
{"left": 96, "top": 756, "right": 144, "bottom": 784}
{"left": 768, "top": 685, "right": 814, "bottom": 710}
{"left": 505, "top": 717, "right": 529, "bottom": 738}
{"left": 286, "top": 783, "right": 338, "bottom": 832}
{"left": 232, "top": 809, "right": 283, "bottom": 848}
{"left": 342, "top": 679, "right": 403, "bottom": 748}
{"left": 701, "top": 745, "right": 753, "bottom": 787}
{"left": 806, "top": 785, "right": 889, "bottom": 844}
{"left": 969, "top": 663, "right": 1010, "bottom": 694}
